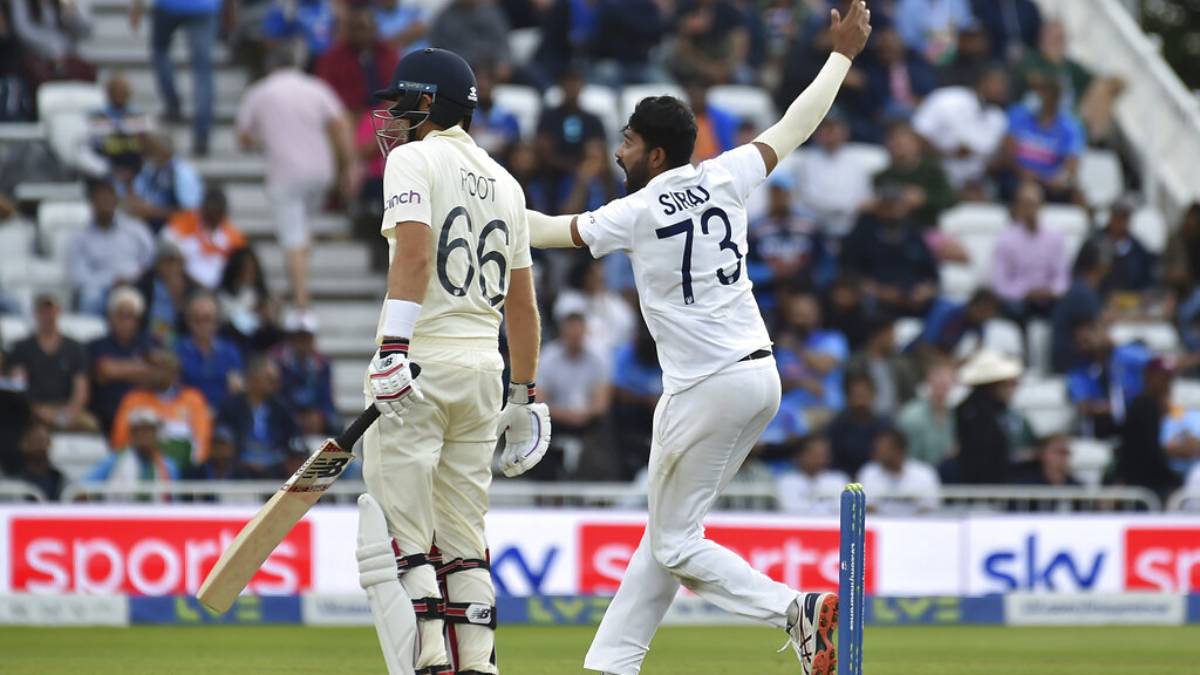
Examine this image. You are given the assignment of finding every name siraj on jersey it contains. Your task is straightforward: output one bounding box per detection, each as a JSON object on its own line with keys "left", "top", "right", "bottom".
{"left": 658, "top": 186, "right": 712, "bottom": 216}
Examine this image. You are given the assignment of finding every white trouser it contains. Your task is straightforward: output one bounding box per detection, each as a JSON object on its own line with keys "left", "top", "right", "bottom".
{"left": 268, "top": 177, "right": 330, "bottom": 250}
{"left": 584, "top": 357, "right": 795, "bottom": 675}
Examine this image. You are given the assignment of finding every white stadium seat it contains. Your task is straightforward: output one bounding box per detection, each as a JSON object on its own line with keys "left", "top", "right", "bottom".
{"left": 708, "top": 85, "right": 776, "bottom": 131}
{"left": 1109, "top": 321, "right": 1179, "bottom": 353}
{"left": 1172, "top": 379, "right": 1200, "bottom": 409}
{"left": 938, "top": 263, "right": 980, "bottom": 302}
{"left": 59, "top": 313, "right": 107, "bottom": 343}
{"left": 1039, "top": 204, "right": 1090, "bottom": 260}
{"left": 37, "top": 201, "right": 90, "bottom": 261}
{"left": 1027, "top": 319, "right": 1053, "bottom": 376}
{"left": 49, "top": 433, "right": 110, "bottom": 482}
{"left": 492, "top": 84, "right": 542, "bottom": 140}
{"left": 1068, "top": 437, "right": 1114, "bottom": 488}
{"left": 36, "top": 81, "right": 104, "bottom": 119}
{"left": 620, "top": 83, "right": 685, "bottom": 121}
{"left": 983, "top": 319, "right": 1024, "bottom": 361}
{"left": 1078, "top": 149, "right": 1123, "bottom": 209}
{"left": 841, "top": 143, "right": 889, "bottom": 176}
{"left": 1131, "top": 207, "right": 1168, "bottom": 254}
{"left": 894, "top": 317, "right": 923, "bottom": 349}
{"left": 0, "top": 315, "right": 30, "bottom": 349}
{"left": 507, "top": 27, "right": 541, "bottom": 66}
{"left": 938, "top": 203, "right": 1009, "bottom": 235}
{"left": 957, "top": 229, "right": 1000, "bottom": 282}
{"left": 1013, "top": 377, "right": 1073, "bottom": 436}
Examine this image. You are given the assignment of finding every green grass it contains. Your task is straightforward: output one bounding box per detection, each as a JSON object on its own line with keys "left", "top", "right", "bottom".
{"left": 2, "top": 625, "right": 1199, "bottom": 674}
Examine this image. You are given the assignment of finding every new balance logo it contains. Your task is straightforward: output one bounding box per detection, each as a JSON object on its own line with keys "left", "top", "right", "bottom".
{"left": 466, "top": 604, "right": 492, "bottom": 624}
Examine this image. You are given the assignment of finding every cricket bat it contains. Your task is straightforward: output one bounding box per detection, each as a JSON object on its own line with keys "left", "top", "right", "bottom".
{"left": 197, "top": 365, "right": 417, "bottom": 613}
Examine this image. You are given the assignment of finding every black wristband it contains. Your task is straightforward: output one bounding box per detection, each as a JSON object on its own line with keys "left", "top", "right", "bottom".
{"left": 380, "top": 337, "right": 409, "bottom": 356}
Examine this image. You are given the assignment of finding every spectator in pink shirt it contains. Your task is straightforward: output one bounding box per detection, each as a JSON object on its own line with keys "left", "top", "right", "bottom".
{"left": 990, "top": 181, "right": 1069, "bottom": 325}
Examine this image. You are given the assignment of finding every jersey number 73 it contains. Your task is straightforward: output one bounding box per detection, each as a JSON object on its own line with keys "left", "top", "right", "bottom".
{"left": 655, "top": 206, "right": 743, "bottom": 305}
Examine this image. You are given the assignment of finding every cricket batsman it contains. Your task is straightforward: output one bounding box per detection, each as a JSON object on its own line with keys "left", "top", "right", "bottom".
{"left": 355, "top": 47, "right": 551, "bottom": 675}
{"left": 523, "top": 3, "right": 871, "bottom": 673}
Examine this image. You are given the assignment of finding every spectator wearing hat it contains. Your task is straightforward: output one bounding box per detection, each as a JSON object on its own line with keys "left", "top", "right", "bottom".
{"left": 161, "top": 185, "right": 247, "bottom": 289}
{"left": 1116, "top": 357, "right": 1184, "bottom": 499}
{"left": 775, "top": 433, "right": 848, "bottom": 516}
{"left": 124, "top": 132, "right": 204, "bottom": 232}
{"left": 990, "top": 181, "right": 1070, "bottom": 325}
{"left": 87, "top": 406, "right": 180, "bottom": 493}
{"left": 841, "top": 183, "right": 940, "bottom": 318}
{"left": 111, "top": 349, "right": 212, "bottom": 470}
{"left": 537, "top": 309, "right": 613, "bottom": 479}
{"left": 176, "top": 291, "right": 244, "bottom": 409}
{"left": 15, "top": 420, "right": 64, "bottom": 501}
{"left": 8, "top": 293, "right": 96, "bottom": 431}
{"left": 272, "top": 311, "right": 335, "bottom": 436}
{"left": 88, "top": 286, "right": 158, "bottom": 434}
{"left": 68, "top": 180, "right": 156, "bottom": 315}
{"left": 789, "top": 112, "right": 874, "bottom": 238}
{"left": 827, "top": 372, "right": 891, "bottom": 477}
{"left": 138, "top": 239, "right": 198, "bottom": 346}
{"left": 186, "top": 425, "right": 252, "bottom": 481}
{"left": 897, "top": 360, "right": 958, "bottom": 468}
{"left": 953, "top": 349, "right": 1033, "bottom": 484}
{"left": 856, "top": 426, "right": 941, "bottom": 515}
{"left": 847, "top": 313, "right": 919, "bottom": 417}
{"left": 216, "top": 355, "right": 300, "bottom": 478}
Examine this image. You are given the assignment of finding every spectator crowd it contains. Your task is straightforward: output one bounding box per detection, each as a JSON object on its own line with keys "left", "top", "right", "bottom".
{"left": 2, "top": 0, "right": 1200, "bottom": 513}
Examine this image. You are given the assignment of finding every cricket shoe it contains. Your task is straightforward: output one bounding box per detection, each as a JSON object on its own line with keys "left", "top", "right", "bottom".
{"left": 781, "top": 592, "right": 837, "bottom": 675}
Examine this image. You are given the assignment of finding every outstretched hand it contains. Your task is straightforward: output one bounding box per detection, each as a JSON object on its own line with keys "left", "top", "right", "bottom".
{"left": 831, "top": 0, "right": 873, "bottom": 60}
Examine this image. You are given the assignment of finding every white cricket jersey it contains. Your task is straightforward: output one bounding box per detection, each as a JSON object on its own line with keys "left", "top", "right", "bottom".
{"left": 378, "top": 126, "right": 533, "bottom": 343}
{"left": 579, "top": 144, "right": 773, "bottom": 394}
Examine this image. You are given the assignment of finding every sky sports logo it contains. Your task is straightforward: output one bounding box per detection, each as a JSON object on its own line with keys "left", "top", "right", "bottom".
{"left": 9, "top": 517, "right": 314, "bottom": 596}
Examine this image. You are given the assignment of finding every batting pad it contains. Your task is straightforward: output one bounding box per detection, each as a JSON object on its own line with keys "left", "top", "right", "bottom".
{"left": 444, "top": 566, "right": 498, "bottom": 674}
{"left": 357, "top": 494, "right": 418, "bottom": 675}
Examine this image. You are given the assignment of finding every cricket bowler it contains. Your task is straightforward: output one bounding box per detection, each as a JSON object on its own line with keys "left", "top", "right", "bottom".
{"left": 357, "top": 47, "right": 551, "bottom": 675}
{"left": 524, "top": 3, "right": 872, "bottom": 673}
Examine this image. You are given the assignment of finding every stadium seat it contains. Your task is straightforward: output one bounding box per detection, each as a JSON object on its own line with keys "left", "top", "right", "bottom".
{"left": 492, "top": 84, "right": 542, "bottom": 140}
{"left": 620, "top": 83, "right": 685, "bottom": 121}
{"left": 507, "top": 27, "right": 541, "bottom": 66}
{"left": 984, "top": 319, "right": 1024, "bottom": 360}
{"left": 59, "top": 313, "right": 107, "bottom": 343}
{"left": 333, "top": 358, "right": 367, "bottom": 414}
{"left": 1068, "top": 437, "right": 1114, "bottom": 488}
{"left": 894, "top": 317, "right": 923, "bottom": 349}
{"left": 44, "top": 113, "right": 90, "bottom": 169}
{"left": 544, "top": 85, "right": 622, "bottom": 144}
{"left": 938, "top": 203, "right": 1008, "bottom": 235}
{"left": 708, "top": 85, "right": 776, "bottom": 131}
{"left": 0, "top": 315, "right": 30, "bottom": 348}
{"left": 1172, "top": 379, "right": 1200, "bottom": 409}
{"left": 938, "top": 263, "right": 980, "bottom": 302}
{"left": 1027, "top": 319, "right": 1053, "bottom": 376}
{"left": 1078, "top": 149, "right": 1123, "bottom": 209}
{"left": 36, "top": 81, "right": 104, "bottom": 121}
{"left": 1131, "top": 207, "right": 1167, "bottom": 254}
{"left": 957, "top": 229, "right": 1000, "bottom": 283}
{"left": 0, "top": 222, "right": 36, "bottom": 271}
{"left": 1013, "top": 377, "right": 1073, "bottom": 436}
{"left": 49, "top": 433, "right": 109, "bottom": 483}
{"left": 37, "top": 201, "right": 90, "bottom": 261}
{"left": 841, "top": 143, "right": 889, "bottom": 176}
{"left": 1039, "top": 204, "right": 1090, "bottom": 260}
{"left": 1109, "top": 321, "right": 1179, "bottom": 353}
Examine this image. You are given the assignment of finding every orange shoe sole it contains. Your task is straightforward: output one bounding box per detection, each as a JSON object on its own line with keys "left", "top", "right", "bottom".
{"left": 810, "top": 594, "right": 839, "bottom": 675}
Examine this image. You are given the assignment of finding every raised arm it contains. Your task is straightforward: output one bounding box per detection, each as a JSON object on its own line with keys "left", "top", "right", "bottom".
{"left": 752, "top": 0, "right": 872, "bottom": 174}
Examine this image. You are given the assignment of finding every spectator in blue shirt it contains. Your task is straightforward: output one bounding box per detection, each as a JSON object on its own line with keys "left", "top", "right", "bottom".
{"left": 272, "top": 312, "right": 335, "bottom": 435}
{"left": 1051, "top": 242, "right": 1108, "bottom": 373}
{"left": 840, "top": 186, "right": 940, "bottom": 317}
{"left": 911, "top": 289, "right": 1001, "bottom": 363}
{"left": 685, "top": 76, "right": 738, "bottom": 162}
{"left": 1066, "top": 317, "right": 1152, "bottom": 439}
{"left": 130, "top": 0, "right": 221, "bottom": 156}
{"left": 827, "top": 371, "right": 891, "bottom": 477}
{"left": 89, "top": 286, "right": 159, "bottom": 434}
{"left": 469, "top": 64, "right": 522, "bottom": 166}
{"left": 375, "top": 0, "right": 427, "bottom": 54}
{"left": 773, "top": 281, "right": 850, "bottom": 424}
{"left": 125, "top": 132, "right": 204, "bottom": 232}
{"left": 895, "top": 0, "right": 973, "bottom": 65}
{"left": 262, "top": 0, "right": 336, "bottom": 60}
{"left": 861, "top": 27, "right": 938, "bottom": 140}
{"left": 748, "top": 178, "right": 829, "bottom": 310}
{"left": 1085, "top": 197, "right": 1158, "bottom": 297}
{"left": 1005, "top": 77, "right": 1085, "bottom": 204}
{"left": 216, "top": 356, "right": 300, "bottom": 478}
{"left": 176, "top": 291, "right": 244, "bottom": 408}
{"left": 611, "top": 323, "right": 662, "bottom": 478}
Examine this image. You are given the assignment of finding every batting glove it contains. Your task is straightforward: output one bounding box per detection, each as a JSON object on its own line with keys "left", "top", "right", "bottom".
{"left": 497, "top": 382, "right": 551, "bottom": 478}
{"left": 368, "top": 338, "right": 424, "bottom": 419}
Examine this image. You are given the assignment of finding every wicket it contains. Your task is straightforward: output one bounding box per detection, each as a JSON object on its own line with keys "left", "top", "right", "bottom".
{"left": 839, "top": 483, "right": 866, "bottom": 675}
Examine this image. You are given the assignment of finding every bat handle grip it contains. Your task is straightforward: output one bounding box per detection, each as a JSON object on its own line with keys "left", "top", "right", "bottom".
{"left": 337, "top": 363, "right": 421, "bottom": 448}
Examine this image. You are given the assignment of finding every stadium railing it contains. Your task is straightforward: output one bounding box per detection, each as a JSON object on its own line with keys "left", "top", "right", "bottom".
{"left": 1165, "top": 489, "right": 1200, "bottom": 512}
{"left": 57, "top": 481, "right": 1163, "bottom": 512}
{"left": 0, "top": 480, "right": 46, "bottom": 502}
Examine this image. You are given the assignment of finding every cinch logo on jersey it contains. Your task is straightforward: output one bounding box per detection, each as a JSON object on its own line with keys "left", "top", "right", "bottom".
{"left": 1124, "top": 527, "right": 1200, "bottom": 592}
{"left": 577, "top": 523, "right": 875, "bottom": 594}
{"left": 460, "top": 167, "right": 497, "bottom": 202}
{"left": 9, "top": 517, "right": 313, "bottom": 596}
{"left": 386, "top": 191, "right": 423, "bottom": 210}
